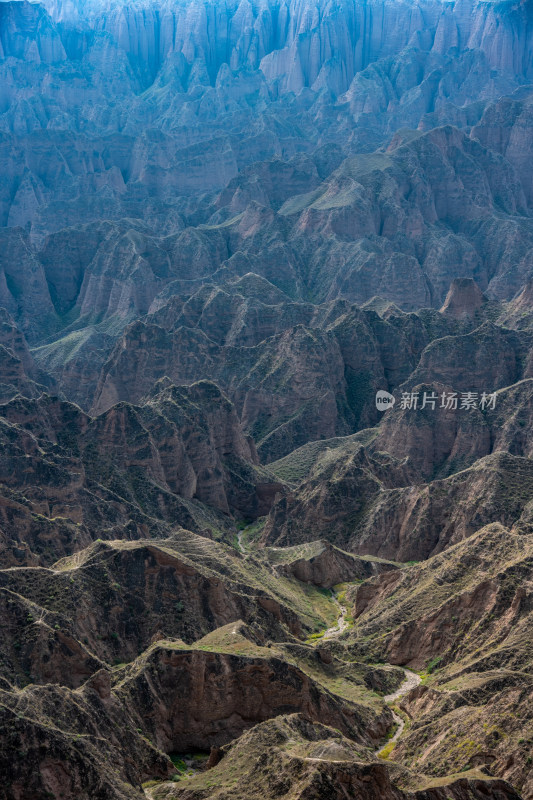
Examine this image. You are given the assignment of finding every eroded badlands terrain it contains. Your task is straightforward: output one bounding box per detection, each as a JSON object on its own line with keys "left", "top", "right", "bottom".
{"left": 1, "top": 0, "right": 533, "bottom": 798}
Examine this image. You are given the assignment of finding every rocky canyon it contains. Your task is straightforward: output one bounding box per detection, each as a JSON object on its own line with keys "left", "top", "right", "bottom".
{"left": 0, "top": 0, "right": 533, "bottom": 799}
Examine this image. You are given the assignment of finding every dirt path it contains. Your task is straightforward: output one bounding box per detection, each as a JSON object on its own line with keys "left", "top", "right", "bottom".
{"left": 383, "top": 669, "right": 422, "bottom": 704}
{"left": 319, "top": 590, "right": 421, "bottom": 757}
{"left": 375, "top": 669, "right": 422, "bottom": 757}
{"left": 322, "top": 589, "right": 349, "bottom": 639}
{"left": 236, "top": 530, "right": 246, "bottom": 553}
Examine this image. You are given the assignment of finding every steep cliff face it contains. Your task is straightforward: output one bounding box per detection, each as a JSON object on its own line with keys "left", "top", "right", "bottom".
{"left": 2, "top": 0, "right": 533, "bottom": 242}
{"left": 262, "top": 315, "right": 533, "bottom": 558}
{"left": 0, "top": 384, "right": 282, "bottom": 566}
{"left": 117, "top": 643, "right": 391, "bottom": 752}
{"left": 0, "top": 0, "right": 66, "bottom": 62}
{"left": 472, "top": 87, "right": 533, "bottom": 204}
{"left": 89, "top": 293, "right": 460, "bottom": 460}
{"left": 348, "top": 523, "right": 533, "bottom": 799}
{"left": 0, "top": 531, "right": 322, "bottom": 689}
{"left": 1, "top": 0, "right": 532, "bottom": 375}
{"left": 146, "top": 713, "right": 524, "bottom": 800}
{"left": 35, "top": 0, "right": 533, "bottom": 92}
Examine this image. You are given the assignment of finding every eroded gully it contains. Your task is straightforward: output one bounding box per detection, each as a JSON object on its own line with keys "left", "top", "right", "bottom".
{"left": 321, "top": 589, "right": 421, "bottom": 757}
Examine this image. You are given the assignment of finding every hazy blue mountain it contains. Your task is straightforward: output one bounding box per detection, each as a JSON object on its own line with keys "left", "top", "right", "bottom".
{"left": 2, "top": 6, "right": 533, "bottom": 798}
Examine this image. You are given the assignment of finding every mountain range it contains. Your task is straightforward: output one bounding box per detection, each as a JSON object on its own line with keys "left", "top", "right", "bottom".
{"left": 1, "top": 1, "right": 533, "bottom": 799}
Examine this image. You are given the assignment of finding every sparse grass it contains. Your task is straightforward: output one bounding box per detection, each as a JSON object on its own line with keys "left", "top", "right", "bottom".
{"left": 378, "top": 740, "right": 396, "bottom": 760}
{"left": 417, "top": 769, "right": 493, "bottom": 789}
{"left": 170, "top": 756, "right": 187, "bottom": 773}
{"left": 306, "top": 630, "right": 326, "bottom": 643}
{"left": 239, "top": 518, "right": 266, "bottom": 549}
{"left": 268, "top": 429, "right": 379, "bottom": 484}
{"left": 426, "top": 656, "right": 442, "bottom": 675}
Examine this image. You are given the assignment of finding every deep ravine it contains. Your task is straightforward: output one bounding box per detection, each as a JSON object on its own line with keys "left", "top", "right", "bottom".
{"left": 320, "top": 588, "right": 422, "bottom": 757}
{"left": 376, "top": 669, "right": 422, "bottom": 757}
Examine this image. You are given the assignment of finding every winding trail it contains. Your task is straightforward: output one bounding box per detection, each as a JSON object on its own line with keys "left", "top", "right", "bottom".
{"left": 383, "top": 669, "right": 422, "bottom": 704}
{"left": 144, "top": 584, "right": 421, "bottom": 796}
{"left": 320, "top": 589, "right": 421, "bottom": 757}
{"left": 375, "top": 668, "right": 422, "bottom": 757}
{"left": 323, "top": 589, "right": 349, "bottom": 639}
